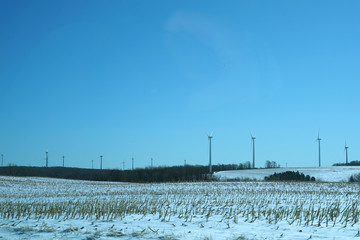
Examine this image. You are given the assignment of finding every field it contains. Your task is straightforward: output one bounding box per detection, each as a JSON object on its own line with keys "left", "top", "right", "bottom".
{"left": 0, "top": 176, "right": 360, "bottom": 239}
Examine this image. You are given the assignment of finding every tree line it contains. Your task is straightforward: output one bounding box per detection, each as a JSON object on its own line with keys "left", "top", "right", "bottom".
{"left": 0, "top": 163, "right": 250, "bottom": 182}
{"left": 333, "top": 160, "right": 360, "bottom": 166}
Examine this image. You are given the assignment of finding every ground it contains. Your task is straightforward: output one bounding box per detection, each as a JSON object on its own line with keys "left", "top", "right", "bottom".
{"left": 0, "top": 174, "right": 360, "bottom": 239}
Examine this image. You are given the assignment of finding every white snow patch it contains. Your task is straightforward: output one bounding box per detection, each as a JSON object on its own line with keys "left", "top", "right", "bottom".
{"left": 214, "top": 166, "right": 360, "bottom": 182}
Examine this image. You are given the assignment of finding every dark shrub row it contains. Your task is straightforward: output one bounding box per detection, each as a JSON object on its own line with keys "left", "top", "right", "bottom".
{"left": 264, "top": 171, "right": 315, "bottom": 181}
{"left": 333, "top": 160, "right": 360, "bottom": 166}
{"left": 349, "top": 173, "right": 360, "bottom": 182}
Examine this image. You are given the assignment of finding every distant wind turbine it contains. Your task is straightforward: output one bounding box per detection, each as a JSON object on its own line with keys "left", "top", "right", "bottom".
{"left": 207, "top": 132, "right": 213, "bottom": 173}
{"left": 45, "top": 150, "right": 49, "bottom": 167}
{"left": 250, "top": 132, "right": 256, "bottom": 168}
{"left": 100, "top": 155, "right": 103, "bottom": 170}
{"left": 345, "top": 141, "right": 349, "bottom": 165}
{"left": 316, "top": 131, "right": 321, "bottom": 167}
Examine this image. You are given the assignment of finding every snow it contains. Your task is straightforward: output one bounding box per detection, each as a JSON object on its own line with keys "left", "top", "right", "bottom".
{"left": 214, "top": 166, "right": 360, "bottom": 182}
{"left": 2, "top": 215, "right": 359, "bottom": 240}
{"left": 0, "top": 176, "right": 360, "bottom": 239}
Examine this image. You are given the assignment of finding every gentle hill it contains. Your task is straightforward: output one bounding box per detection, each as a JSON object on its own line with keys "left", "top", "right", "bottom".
{"left": 214, "top": 166, "right": 360, "bottom": 182}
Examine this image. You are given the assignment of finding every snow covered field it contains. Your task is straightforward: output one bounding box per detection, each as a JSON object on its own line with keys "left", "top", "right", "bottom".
{"left": 214, "top": 166, "right": 360, "bottom": 182}
{"left": 0, "top": 176, "right": 360, "bottom": 239}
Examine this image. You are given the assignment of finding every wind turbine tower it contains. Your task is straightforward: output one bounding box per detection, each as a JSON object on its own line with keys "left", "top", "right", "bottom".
{"left": 316, "top": 132, "right": 321, "bottom": 167}
{"left": 345, "top": 141, "right": 349, "bottom": 165}
{"left": 100, "top": 155, "right": 103, "bottom": 170}
{"left": 62, "top": 155, "right": 65, "bottom": 167}
{"left": 207, "top": 133, "right": 213, "bottom": 173}
{"left": 132, "top": 157, "right": 134, "bottom": 170}
{"left": 45, "top": 151, "right": 48, "bottom": 167}
{"left": 151, "top": 158, "right": 153, "bottom": 168}
{"left": 250, "top": 133, "right": 256, "bottom": 169}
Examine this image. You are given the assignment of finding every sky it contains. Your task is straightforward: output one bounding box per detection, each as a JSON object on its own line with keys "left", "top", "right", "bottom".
{"left": 1, "top": 0, "right": 360, "bottom": 170}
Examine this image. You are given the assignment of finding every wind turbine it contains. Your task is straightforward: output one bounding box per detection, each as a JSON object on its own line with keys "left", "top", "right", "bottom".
{"left": 345, "top": 141, "right": 349, "bottom": 165}
{"left": 250, "top": 132, "right": 256, "bottom": 169}
{"left": 62, "top": 155, "right": 65, "bottom": 167}
{"left": 316, "top": 132, "right": 321, "bottom": 167}
{"left": 100, "top": 155, "right": 103, "bottom": 170}
{"left": 45, "top": 150, "right": 49, "bottom": 167}
{"left": 207, "top": 132, "right": 213, "bottom": 173}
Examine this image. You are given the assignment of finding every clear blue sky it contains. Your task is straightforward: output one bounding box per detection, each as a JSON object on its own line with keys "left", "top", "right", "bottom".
{"left": 1, "top": 0, "right": 360, "bottom": 169}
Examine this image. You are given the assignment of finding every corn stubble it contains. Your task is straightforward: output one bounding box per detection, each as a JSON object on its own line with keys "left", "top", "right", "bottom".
{"left": 0, "top": 178, "right": 359, "bottom": 227}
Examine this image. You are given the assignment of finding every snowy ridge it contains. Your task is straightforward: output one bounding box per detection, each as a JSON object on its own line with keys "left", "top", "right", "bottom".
{"left": 214, "top": 166, "right": 360, "bottom": 182}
